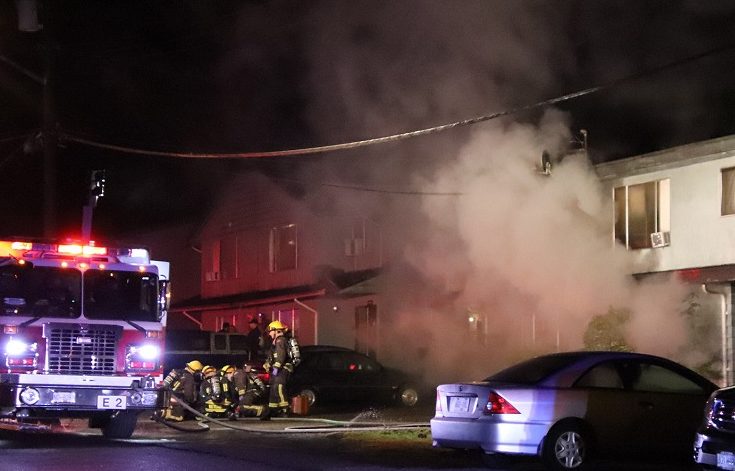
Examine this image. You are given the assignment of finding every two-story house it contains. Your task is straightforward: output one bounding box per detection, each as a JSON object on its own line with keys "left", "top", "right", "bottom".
{"left": 596, "top": 134, "right": 735, "bottom": 384}
{"left": 168, "top": 133, "right": 735, "bottom": 384}
{"left": 169, "top": 171, "right": 391, "bottom": 357}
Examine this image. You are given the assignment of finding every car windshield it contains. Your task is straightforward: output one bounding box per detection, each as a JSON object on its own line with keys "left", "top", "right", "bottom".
{"left": 0, "top": 263, "right": 81, "bottom": 318}
{"left": 83, "top": 269, "right": 159, "bottom": 321}
{"left": 485, "top": 354, "right": 583, "bottom": 384}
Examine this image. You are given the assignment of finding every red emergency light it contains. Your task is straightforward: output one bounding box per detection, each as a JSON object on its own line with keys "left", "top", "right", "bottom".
{"left": 58, "top": 244, "right": 107, "bottom": 256}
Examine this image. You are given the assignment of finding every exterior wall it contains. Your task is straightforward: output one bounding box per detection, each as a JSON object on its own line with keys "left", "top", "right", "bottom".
{"left": 199, "top": 173, "right": 385, "bottom": 299}
{"left": 597, "top": 136, "right": 735, "bottom": 273}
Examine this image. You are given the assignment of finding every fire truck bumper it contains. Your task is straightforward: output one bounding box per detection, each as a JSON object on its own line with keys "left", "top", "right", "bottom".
{"left": 0, "top": 373, "right": 167, "bottom": 418}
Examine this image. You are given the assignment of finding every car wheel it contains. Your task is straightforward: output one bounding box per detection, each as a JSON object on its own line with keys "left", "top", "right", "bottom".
{"left": 298, "top": 388, "right": 317, "bottom": 407}
{"left": 397, "top": 385, "right": 419, "bottom": 407}
{"left": 542, "top": 421, "right": 590, "bottom": 470}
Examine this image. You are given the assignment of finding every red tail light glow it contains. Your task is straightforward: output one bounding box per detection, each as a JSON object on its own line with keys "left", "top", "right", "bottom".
{"left": 484, "top": 392, "right": 520, "bottom": 415}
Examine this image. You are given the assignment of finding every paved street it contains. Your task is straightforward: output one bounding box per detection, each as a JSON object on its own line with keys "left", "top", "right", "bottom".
{"left": 0, "top": 405, "right": 702, "bottom": 471}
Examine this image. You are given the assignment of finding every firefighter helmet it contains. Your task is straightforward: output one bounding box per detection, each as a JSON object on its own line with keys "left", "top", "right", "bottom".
{"left": 268, "top": 320, "right": 287, "bottom": 332}
{"left": 186, "top": 360, "right": 203, "bottom": 372}
{"left": 202, "top": 365, "right": 216, "bottom": 377}
{"left": 220, "top": 365, "right": 235, "bottom": 375}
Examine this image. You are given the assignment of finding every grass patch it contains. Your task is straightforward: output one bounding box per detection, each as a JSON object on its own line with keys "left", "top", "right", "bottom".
{"left": 339, "top": 427, "right": 431, "bottom": 448}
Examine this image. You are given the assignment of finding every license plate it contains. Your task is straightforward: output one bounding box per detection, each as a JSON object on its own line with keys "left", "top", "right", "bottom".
{"left": 97, "top": 395, "right": 127, "bottom": 410}
{"left": 51, "top": 391, "right": 76, "bottom": 404}
{"left": 450, "top": 396, "right": 471, "bottom": 412}
{"left": 718, "top": 452, "right": 735, "bottom": 470}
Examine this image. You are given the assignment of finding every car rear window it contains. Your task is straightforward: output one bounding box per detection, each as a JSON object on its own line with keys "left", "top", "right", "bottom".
{"left": 485, "top": 355, "right": 582, "bottom": 384}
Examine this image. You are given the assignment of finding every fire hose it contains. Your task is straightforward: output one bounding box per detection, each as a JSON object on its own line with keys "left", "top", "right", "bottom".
{"left": 157, "top": 389, "right": 429, "bottom": 434}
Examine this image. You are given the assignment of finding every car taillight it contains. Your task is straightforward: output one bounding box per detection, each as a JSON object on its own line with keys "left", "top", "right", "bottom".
{"left": 484, "top": 392, "right": 520, "bottom": 415}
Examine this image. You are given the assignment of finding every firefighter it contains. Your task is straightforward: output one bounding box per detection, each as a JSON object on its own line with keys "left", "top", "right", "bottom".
{"left": 199, "top": 365, "right": 234, "bottom": 418}
{"left": 233, "top": 362, "right": 267, "bottom": 418}
{"left": 263, "top": 320, "right": 291, "bottom": 418}
{"left": 220, "top": 364, "right": 239, "bottom": 419}
{"left": 161, "top": 360, "right": 202, "bottom": 422}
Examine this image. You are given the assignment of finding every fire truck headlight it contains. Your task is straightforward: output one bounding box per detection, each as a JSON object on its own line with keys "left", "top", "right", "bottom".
{"left": 5, "top": 338, "right": 29, "bottom": 356}
{"left": 134, "top": 344, "right": 160, "bottom": 361}
{"left": 19, "top": 387, "right": 40, "bottom": 405}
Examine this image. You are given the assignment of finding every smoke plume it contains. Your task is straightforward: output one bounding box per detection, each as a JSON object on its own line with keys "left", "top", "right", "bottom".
{"left": 296, "top": 0, "right": 698, "bottom": 382}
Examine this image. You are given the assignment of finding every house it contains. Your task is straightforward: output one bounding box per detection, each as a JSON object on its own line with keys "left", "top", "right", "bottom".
{"left": 167, "top": 133, "right": 735, "bottom": 384}
{"left": 596, "top": 134, "right": 735, "bottom": 384}
{"left": 168, "top": 171, "right": 393, "bottom": 358}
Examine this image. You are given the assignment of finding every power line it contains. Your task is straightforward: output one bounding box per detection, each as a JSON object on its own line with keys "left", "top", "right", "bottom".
{"left": 271, "top": 177, "right": 463, "bottom": 196}
{"left": 59, "top": 41, "right": 735, "bottom": 160}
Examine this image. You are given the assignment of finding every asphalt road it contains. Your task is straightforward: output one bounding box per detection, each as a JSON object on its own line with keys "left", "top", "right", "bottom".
{"left": 0, "top": 404, "right": 703, "bottom": 471}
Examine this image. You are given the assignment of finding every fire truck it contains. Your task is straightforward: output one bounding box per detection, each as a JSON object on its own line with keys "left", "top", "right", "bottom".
{"left": 0, "top": 238, "right": 169, "bottom": 438}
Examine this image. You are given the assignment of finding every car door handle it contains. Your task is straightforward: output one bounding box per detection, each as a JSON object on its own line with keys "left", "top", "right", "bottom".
{"left": 638, "top": 401, "right": 654, "bottom": 410}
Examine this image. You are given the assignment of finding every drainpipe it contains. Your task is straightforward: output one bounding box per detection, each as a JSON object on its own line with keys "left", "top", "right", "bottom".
{"left": 702, "top": 283, "right": 730, "bottom": 386}
{"left": 294, "top": 298, "right": 318, "bottom": 345}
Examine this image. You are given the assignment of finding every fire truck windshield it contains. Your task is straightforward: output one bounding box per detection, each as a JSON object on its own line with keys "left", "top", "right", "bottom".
{"left": 83, "top": 269, "right": 159, "bottom": 321}
{"left": 0, "top": 264, "right": 81, "bottom": 318}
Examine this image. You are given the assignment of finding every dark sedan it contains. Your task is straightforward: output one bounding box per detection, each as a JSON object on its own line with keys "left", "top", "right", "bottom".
{"left": 288, "top": 345, "right": 421, "bottom": 408}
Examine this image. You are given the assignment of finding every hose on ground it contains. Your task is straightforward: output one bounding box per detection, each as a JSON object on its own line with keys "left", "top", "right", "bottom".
{"left": 166, "top": 390, "right": 429, "bottom": 434}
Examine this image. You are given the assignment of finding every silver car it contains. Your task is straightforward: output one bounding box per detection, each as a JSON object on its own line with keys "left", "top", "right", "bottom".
{"left": 431, "top": 351, "right": 716, "bottom": 470}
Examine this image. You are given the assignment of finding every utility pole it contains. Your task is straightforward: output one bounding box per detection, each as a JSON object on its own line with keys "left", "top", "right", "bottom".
{"left": 16, "top": 0, "right": 56, "bottom": 236}
{"left": 40, "top": 1, "right": 57, "bottom": 237}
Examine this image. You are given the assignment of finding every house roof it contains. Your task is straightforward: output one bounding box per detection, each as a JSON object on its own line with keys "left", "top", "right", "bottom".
{"left": 170, "top": 266, "right": 384, "bottom": 313}
{"left": 170, "top": 285, "right": 326, "bottom": 313}
{"left": 595, "top": 134, "right": 735, "bottom": 181}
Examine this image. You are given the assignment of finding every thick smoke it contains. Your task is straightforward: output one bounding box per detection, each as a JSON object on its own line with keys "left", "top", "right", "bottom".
{"left": 296, "top": 1, "right": 699, "bottom": 382}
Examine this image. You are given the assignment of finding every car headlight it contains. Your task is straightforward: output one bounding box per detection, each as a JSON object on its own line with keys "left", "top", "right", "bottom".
{"left": 126, "top": 344, "right": 161, "bottom": 372}
{"left": 5, "top": 338, "right": 29, "bottom": 356}
{"left": 128, "top": 344, "right": 160, "bottom": 361}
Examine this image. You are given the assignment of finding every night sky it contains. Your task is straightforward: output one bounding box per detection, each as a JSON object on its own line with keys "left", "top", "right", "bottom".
{"left": 1, "top": 0, "right": 735, "bottom": 239}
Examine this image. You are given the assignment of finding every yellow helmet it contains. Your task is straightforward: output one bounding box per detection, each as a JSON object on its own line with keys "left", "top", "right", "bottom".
{"left": 220, "top": 365, "right": 235, "bottom": 375}
{"left": 186, "top": 360, "right": 203, "bottom": 372}
{"left": 268, "top": 320, "right": 287, "bottom": 332}
{"left": 202, "top": 365, "right": 216, "bottom": 377}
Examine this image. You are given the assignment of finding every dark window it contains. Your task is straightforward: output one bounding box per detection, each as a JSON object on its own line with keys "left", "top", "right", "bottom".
{"left": 270, "top": 224, "right": 297, "bottom": 272}
{"left": 575, "top": 362, "right": 624, "bottom": 389}
{"left": 621, "top": 361, "right": 704, "bottom": 394}
{"left": 230, "top": 334, "right": 249, "bottom": 352}
{"left": 0, "top": 264, "right": 81, "bottom": 318}
{"left": 486, "top": 354, "right": 583, "bottom": 384}
{"left": 84, "top": 269, "right": 158, "bottom": 321}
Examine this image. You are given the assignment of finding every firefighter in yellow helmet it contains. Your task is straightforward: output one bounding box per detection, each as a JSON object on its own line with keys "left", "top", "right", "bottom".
{"left": 161, "top": 360, "right": 202, "bottom": 421}
{"left": 199, "top": 365, "right": 235, "bottom": 418}
{"left": 262, "top": 320, "right": 290, "bottom": 419}
{"left": 233, "top": 362, "right": 267, "bottom": 418}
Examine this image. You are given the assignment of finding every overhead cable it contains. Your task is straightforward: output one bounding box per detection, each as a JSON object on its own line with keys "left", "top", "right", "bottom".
{"left": 60, "top": 42, "right": 735, "bottom": 160}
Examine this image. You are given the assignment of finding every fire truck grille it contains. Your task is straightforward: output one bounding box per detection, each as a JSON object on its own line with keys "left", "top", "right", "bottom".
{"left": 46, "top": 325, "right": 120, "bottom": 374}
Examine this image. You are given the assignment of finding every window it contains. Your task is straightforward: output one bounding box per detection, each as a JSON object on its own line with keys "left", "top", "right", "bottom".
{"left": 575, "top": 362, "right": 624, "bottom": 389}
{"left": 614, "top": 179, "right": 670, "bottom": 249}
{"left": 270, "top": 224, "right": 297, "bottom": 272}
{"left": 206, "top": 239, "right": 221, "bottom": 281}
{"left": 622, "top": 361, "right": 704, "bottom": 394}
{"left": 220, "top": 234, "right": 238, "bottom": 279}
{"left": 722, "top": 167, "right": 735, "bottom": 215}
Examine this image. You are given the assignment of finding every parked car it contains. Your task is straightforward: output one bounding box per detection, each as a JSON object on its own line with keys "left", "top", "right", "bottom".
{"left": 431, "top": 351, "right": 717, "bottom": 470}
{"left": 694, "top": 385, "right": 735, "bottom": 470}
{"left": 288, "top": 345, "right": 422, "bottom": 408}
